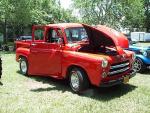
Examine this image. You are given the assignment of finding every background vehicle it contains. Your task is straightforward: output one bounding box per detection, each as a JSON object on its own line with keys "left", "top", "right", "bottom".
{"left": 127, "top": 45, "right": 150, "bottom": 73}
{"left": 16, "top": 36, "right": 32, "bottom": 41}
{"left": 16, "top": 23, "right": 136, "bottom": 93}
{"left": 131, "top": 32, "right": 150, "bottom": 42}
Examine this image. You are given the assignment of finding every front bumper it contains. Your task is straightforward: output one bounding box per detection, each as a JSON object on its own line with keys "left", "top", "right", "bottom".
{"left": 100, "top": 70, "right": 136, "bottom": 87}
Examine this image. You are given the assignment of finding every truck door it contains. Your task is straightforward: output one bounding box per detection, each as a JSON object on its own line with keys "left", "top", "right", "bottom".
{"left": 29, "top": 26, "right": 62, "bottom": 76}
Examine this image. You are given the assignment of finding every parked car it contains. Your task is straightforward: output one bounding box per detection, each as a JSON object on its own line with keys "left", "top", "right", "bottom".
{"left": 15, "top": 23, "right": 136, "bottom": 93}
{"left": 131, "top": 32, "right": 150, "bottom": 42}
{"left": 127, "top": 44, "right": 150, "bottom": 72}
{"left": 16, "top": 36, "right": 32, "bottom": 41}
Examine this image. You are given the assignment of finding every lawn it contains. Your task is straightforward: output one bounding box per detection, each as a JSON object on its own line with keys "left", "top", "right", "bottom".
{"left": 0, "top": 51, "right": 150, "bottom": 113}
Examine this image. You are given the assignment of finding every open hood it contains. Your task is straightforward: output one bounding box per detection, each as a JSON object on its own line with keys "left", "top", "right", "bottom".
{"left": 96, "top": 25, "right": 129, "bottom": 49}
{"left": 82, "top": 24, "right": 125, "bottom": 54}
{"left": 82, "top": 24, "right": 116, "bottom": 47}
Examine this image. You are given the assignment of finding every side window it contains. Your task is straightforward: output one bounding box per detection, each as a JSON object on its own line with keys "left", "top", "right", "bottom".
{"left": 65, "top": 27, "right": 88, "bottom": 43}
{"left": 34, "top": 29, "right": 44, "bottom": 40}
{"left": 47, "top": 28, "right": 63, "bottom": 43}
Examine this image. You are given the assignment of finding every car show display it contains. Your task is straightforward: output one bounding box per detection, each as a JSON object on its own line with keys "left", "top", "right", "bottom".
{"left": 15, "top": 23, "right": 136, "bottom": 93}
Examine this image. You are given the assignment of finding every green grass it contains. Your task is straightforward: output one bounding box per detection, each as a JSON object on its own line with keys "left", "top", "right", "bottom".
{"left": 0, "top": 51, "right": 150, "bottom": 113}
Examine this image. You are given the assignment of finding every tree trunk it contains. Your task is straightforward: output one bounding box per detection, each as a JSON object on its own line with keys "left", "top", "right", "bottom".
{"left": 3, "top": 18, "right": 7, "bottom": 44}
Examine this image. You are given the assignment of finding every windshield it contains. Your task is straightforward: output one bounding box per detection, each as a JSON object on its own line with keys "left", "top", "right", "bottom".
{"left": 65, "top": 27, "right": 88, "bottom": 43}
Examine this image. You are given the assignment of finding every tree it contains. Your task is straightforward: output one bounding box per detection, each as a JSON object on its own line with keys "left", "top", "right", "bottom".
{"left": 145, "top": 0, "right": 150, "bottom": 32}
{"left": 0, "top": 0, "right": 14, "bottom": 43}
{"left": 0, "top": 0, "right": 77, "bottom": 43}
{"left": 121, "top": 0, "right": 145, "bottom": 31}
{"left": 73, "top": 0, "right": 145, "bottom": 30}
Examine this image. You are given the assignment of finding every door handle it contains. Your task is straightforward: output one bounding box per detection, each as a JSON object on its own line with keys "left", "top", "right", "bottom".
{"left": 31, "top": 43, "right": 37, "bottom": 46}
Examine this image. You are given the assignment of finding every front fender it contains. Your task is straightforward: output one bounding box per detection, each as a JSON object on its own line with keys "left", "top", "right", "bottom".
{"left": 61, "top": 51, "right": 104, "bottom": 86}
{"left": 136, "top": 54, "right": 150, "bottom": 65}
{"left": 16, "top": 48, "right": 30, "bottom": 62}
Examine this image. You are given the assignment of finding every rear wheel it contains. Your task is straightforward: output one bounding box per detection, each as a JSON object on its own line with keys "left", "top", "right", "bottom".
{"left": 19, "top": 57, "right": 28, "bottom": 75}
{"left": 69, "top": 67, "right": 89, "bottom": 93}
{"left": 134, "top": 58, "right": 146, "bottom": 73}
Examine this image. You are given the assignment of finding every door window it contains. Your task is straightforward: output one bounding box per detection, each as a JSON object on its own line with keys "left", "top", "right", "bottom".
{"left": 34, "top": 29, "right": 44, "bottom": 40}
{"left": 47, "top": 28, "right": 63, "bottom": 43}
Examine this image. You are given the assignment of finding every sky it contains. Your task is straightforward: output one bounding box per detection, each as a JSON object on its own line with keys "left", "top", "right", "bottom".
{"left": 59, "top": 0, "right": 80, "bottom": 18}
{"left": 59, "top": 0, "right": 73, "bottom": 9}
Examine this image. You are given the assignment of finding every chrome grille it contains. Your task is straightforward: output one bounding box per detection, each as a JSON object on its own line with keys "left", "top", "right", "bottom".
{"left": 108, "top": 60, "right": 130, "bottom": 76}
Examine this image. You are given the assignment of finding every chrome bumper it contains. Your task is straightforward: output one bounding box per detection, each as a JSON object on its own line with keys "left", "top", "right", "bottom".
{"left": 100, "top": 70, "right": 136, "bottom": 87}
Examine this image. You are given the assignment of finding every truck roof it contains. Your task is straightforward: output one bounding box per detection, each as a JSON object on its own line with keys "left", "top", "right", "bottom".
{"left": 47, "top": 23, "right": 84, "bottom": 29}
{"left": 47, "top": 23, "right": 83, "bottom": 28}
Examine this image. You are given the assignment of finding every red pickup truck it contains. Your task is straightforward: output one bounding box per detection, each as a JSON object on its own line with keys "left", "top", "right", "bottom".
{"left": 16, "top": 23, "right": 136, "bottom": 93}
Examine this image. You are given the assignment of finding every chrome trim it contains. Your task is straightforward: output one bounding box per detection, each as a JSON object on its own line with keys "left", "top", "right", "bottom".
{"left": 109, "top": 67, "right": 129, "bottom": 75}
{"left": 110, "top": 62, "right": 129, "bottom": 69}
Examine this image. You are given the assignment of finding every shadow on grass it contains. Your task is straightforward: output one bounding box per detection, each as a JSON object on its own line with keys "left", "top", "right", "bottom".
{"left": 30, "top": 76, "right": 69, "bottom": 92}
{"left": 17, "top": 70, "right": 70, "bottom": 92}
{"left": 18, "top": 71, "right": 137, "bottom": 101}
{"left": 139, "top": 69, "right": 150, "bottom": 75}
{"left": 88, "top": 84, "right": 137, "bottom": 101}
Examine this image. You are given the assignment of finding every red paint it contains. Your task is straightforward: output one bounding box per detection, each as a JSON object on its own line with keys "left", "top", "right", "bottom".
{"left": 16, "top": 23, "right": 135, "bottom": 87}
{"left": 96, "top": 25, "right": 129, "bottom": 48}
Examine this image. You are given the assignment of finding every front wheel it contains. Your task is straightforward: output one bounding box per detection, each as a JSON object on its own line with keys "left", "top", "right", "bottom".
{"left": 19, "top": 57, "right": 28, "bottom": 75}
{"left": 133, "top": 58, "right": 146, "bottom": 73}
{"left": 69, "top": 67, "right": 89, "bottom": 93}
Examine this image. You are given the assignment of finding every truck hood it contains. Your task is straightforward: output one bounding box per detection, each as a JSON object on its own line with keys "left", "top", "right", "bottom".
{"left": 82, "top": 24, "right": 125, "bottom": 54}
{"left": 95, "top": 25, "right": 129, "bottom": 48}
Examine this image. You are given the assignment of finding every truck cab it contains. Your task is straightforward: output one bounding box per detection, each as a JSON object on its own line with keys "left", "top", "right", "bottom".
{"left": 16, "top": 23, "right": 136, "bottom": 93}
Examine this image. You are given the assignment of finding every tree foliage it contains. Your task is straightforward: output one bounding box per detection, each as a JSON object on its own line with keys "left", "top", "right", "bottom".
{"left": 0, "top": 0, "right": 149, "bottom": 44}
{"left": 0, "top": 0, "right": 77, "bottom": 43}
{"left": 73, "top": 0, "right": 145, "bottom": 30}
{"left": 120, "top": 0, "right": 145, "bottom": 30}
{"left": 145, "top": 0, "right": 150, "bottom": 32}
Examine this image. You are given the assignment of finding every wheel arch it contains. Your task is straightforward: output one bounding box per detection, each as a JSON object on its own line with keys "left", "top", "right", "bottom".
{"left": 19, "top": 55, "right": 27, "bottom": 60}
{"left": 65, "top": 65, "right": 91, "bottom": 84}
{"left": 136, "top": 55, "right": 147, "bottom": 65}
{"left": 16, "top": 48, "right": 30, "bottom": 62}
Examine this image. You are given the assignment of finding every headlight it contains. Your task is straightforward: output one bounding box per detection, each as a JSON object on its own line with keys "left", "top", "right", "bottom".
{"left": 102, "top": 59, "right": 108, "bottom": 68}
{"left": 140, "top": 50, "right": 147, "bottom": 57}
{"left": 132, "top": 53, "right": 136, "bottom": 60}
{"left": 143, "top": 51, "right": 147, "bottom": 56}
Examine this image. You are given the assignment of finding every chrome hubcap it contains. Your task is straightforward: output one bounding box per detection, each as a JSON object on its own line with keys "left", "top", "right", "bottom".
{"left": 21, "top": 60, "right": 27, "bottom": 73}
{"left": 134, "top": 59, "right": 142, "bottom": 72}
{"left": 70, "top": 71, "right": 80, "bottom": 89}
